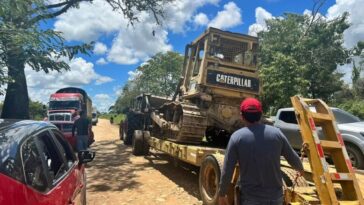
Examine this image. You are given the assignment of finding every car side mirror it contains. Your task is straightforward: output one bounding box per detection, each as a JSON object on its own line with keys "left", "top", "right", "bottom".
{"left": 78, "top": 150, "right": 95, "bottom": 164}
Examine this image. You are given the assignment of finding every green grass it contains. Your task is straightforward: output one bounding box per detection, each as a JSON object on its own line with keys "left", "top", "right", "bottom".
{"left": 99, "top": 114, "right": 125, "bottom": 124}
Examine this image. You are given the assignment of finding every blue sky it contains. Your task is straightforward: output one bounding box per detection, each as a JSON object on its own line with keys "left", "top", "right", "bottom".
{"left": 24, "top": 0, "right": 364, "bottom": 111}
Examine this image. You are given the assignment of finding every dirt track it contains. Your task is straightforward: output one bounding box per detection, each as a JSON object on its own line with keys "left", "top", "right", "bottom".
{"left": 86, "top": 119, "right": 203, "bottom": 205}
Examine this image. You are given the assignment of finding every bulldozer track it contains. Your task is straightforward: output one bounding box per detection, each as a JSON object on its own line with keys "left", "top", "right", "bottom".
{"left": 163, "top": 103, "right": 208, "bottom": 144}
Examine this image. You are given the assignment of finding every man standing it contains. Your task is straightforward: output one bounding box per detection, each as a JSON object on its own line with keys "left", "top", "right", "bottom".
{"left": 218, "top": 98, "right": 304, "bottom": 205}
{"left": 72, "top": 110, "right": 91, "bottom": 152}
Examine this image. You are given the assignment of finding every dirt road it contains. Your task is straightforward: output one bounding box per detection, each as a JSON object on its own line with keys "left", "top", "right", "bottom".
{"left": 86, "top": 119, "right": 202, "bottom": 205}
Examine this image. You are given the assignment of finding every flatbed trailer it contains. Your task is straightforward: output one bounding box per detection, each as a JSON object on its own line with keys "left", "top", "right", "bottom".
{"left": 132, "top": 132, "right": 364, "bottom": 205}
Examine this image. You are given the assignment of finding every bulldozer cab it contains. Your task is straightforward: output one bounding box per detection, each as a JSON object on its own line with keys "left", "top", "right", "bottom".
{"left": 181, "top": 27, "right": 260, "bottom": 100}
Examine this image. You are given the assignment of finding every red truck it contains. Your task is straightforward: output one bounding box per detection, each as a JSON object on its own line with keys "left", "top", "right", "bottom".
{"left": 47, "top": 87, "right": 94, "bottom": 149}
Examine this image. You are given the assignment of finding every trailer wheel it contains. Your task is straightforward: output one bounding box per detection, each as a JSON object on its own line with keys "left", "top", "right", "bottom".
{"left": 142, "top": 131, "right": 150, "bottom": 155}
{"left": 132, "top": 130, "right": 144, "bottom": 156}
{"left": 281, "top": 167, "right": 308, "bottom": 188}
{"left": 199, "top": 155, "right": 224, "bottom": 205}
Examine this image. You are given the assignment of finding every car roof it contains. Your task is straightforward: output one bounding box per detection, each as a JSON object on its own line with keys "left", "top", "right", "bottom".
{"left": 0, "top": 120, "right": 56, "bottom": 158}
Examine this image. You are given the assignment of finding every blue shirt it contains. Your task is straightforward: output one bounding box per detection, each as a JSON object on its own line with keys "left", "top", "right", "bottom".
{"left": 218, "top": 124, "right": 304, "bottom": 200}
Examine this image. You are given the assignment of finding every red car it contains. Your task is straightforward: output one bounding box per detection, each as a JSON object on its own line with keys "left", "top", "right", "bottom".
{"left": 0, "top": 120, "right": 95, "bottom": 205}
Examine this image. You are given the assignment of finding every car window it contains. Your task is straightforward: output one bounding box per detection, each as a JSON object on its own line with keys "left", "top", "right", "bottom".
{"left": 22, "top": 137, "right": 48, "bottom": 192}
{"left": 51, "top": 129, "right": 76, "bottom": 168}
{"left": 332, "top": 109, "right": 361, "bottom": 124}
{"left": 0, "top": 133, "right": 23, "bottom": 183}
{"left": 279, "top": 111, "right": 298, "bottom": 124}
{"left": 37, "top": 131, "right": 68, "bottom": 184}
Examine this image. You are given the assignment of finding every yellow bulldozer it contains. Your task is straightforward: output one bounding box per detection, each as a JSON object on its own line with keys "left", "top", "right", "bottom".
{"left": 150, "top": 27, "right": 260, "bottom": 146}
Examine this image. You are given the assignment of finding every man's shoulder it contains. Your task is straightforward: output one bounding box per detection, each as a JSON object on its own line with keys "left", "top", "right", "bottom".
{"left": 264, "top": 124, "right": 280, "bottom": 132}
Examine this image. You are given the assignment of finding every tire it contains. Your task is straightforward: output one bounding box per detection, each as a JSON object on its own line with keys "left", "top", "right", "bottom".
{"left": 199, "top": 155, "right": 224, "bottom": 205}
{"left": 124, "top": 114, "right": 141, "bottom": 145}
{"left": 346, "top": 144, "right": 364, "bottom": 169}
{"left": 281, "top": 167, "right": 308, "bottom": 188}
{"left": 132, "top": 130, "right": 145, "bottom": 156}
{"left": 142, "top": 131, "right": 150, "bottom": 155}
{"left": 124, "top": 119, "right": 133, "bottom": 145}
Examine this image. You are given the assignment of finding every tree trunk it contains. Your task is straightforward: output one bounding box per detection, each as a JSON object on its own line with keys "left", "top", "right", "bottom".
{"left": 1, "top": 56, "right": 29, "bottom": 119}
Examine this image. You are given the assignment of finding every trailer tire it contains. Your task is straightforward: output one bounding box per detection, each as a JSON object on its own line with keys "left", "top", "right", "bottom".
{"left": 142, "top": 131, "right": 150, "bottom": 155}
{"left": 199, "top": 155, "right": 224, "bottom": 205}
{"left": 281, "top": 167, "right": 308, "bottom": 188}
{"left": 132, "top": 130, "right": 144, "bottom": 156}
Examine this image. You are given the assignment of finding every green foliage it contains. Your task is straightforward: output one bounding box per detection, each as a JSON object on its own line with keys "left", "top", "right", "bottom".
{"left": 114, "top": 51, "right": 183, "bottom": 112}
{"left": 259, "top": 13, "right": 350, "bottom": 114}
{"left": 99, "top": 114, "right": 125, "bottom": 124}
{"left": 29, "top": 100, "right": 47, "bottom": 120}
{"left": 337, "top": 100, "right": 364, "bottom": 120}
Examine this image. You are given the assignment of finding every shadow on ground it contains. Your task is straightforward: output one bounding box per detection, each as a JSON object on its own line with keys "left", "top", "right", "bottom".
{"left": 86, "top": 140, "right": 144, "bottom": 192}
{"left": 144, "top": 151, "right": 201, "bottom": 200}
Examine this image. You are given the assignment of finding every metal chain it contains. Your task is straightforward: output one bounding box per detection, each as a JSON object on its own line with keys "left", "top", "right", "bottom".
{"left": 292, "top": 143, "right": 308, "bottom": 192}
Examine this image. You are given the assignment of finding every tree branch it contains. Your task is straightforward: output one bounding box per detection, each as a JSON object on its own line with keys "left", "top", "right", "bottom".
{"left": 28, "top": 0, "right": 85, "bottom": 25}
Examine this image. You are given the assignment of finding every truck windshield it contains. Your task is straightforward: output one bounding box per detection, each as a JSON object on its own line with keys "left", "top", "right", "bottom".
{"left": 332, "top": 109, "right": 361, "bottom": 124}
{"left": 49, "top": 101, "right": 80, "bottom": 110}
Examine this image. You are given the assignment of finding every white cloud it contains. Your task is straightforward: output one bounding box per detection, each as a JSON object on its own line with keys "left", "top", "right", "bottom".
{"left": 95, "top": 76, "right": 114, "bottom": 85}
{"left": 248, "top": 7, "right": 273, "bottom": 36}
{"left": 53, "top": 0, "right": 221, "bottom": 65}
{"left": 93, "top": 42, "right": 108, "bottom": 55}
{"left": 96, "top": 58, "right": 107, "bottom": 65}
{"left": 25, "top": 57, "right": 114, "bottom": 103}
{"left": 54, "top": 0, "right": 125, "bottom": 42}
{"left": 327, "top": 0, "right": 364, "bottom": 48}
{"left": 128, "top": 70, "right": 142, "bottom": 81}
{"left": 163, "top": 0, "right": 220, "bottom": 33}
{"left": 193, "top": 13, "right": 209, "bottom": 26}
{"left": 208, "top": 2, "right": 242, "bottom": 30}
{"left": 107, "top": 14, "right": 172, "bottom": 64}
{"left": 93, "top": 93, "right": 114, "bottom": 112}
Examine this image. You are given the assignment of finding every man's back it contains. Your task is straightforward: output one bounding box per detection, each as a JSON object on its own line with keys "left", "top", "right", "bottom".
{"left": 220, "top": 124, "right": 303, "bottom": 201}
{"left": 74, "top": 117, "right": 90, "bottom": 136}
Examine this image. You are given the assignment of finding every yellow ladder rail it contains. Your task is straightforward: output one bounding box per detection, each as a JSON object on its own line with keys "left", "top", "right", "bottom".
{"left": 291, "top": 96, "right": 364, "bottom": 205}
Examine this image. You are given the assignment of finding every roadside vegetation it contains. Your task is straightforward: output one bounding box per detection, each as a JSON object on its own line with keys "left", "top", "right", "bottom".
{"left": 113, "top": 51, "right": 183, "bottom": 113}
{"left": 99, "top": 114, "right": 125, "bottom": 125}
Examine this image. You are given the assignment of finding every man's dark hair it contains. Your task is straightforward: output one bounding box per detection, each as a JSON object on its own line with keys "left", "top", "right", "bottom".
{"left": 241, "top": 112, "right": 262, "bottom": 123}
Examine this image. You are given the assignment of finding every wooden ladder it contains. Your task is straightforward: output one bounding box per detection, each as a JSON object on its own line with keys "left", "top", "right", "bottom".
{"left": 291, "top": 96, "right": 364, "bottom": 205}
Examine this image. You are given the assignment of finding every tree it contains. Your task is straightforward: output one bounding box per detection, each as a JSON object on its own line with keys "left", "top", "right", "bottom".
{"left": 259, "top": 13, "right": 350, "bottom": 113}
{"left": 137, "top": 52, "right": 183, "bottom": 97}
{"left": 0, "top": 0, "right": 169, "bottom": 119}
{"left": 29, "top": 100, "right": 47, "bottom": 120}
{"left": 114, "top": 51, "right": 183, "bottom": 112}
{"left": 333, "top": 41, "right": 364, "bottom": 118}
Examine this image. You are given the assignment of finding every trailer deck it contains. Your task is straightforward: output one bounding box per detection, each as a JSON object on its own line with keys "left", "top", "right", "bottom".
{"left": 148, "top": 135, "right": 364, "bottom": 204}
